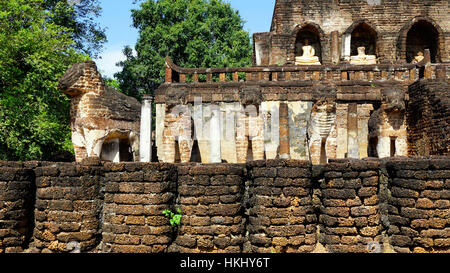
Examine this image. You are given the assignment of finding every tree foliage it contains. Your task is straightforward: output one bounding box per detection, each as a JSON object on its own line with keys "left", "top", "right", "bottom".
{"left": 0, "top": 0, "right": 91, "bottom": 161}
{"left": 43, "top": 0, "right": 107, "bottom": 58}
{"left": 115, "top": 0, "right": 253, "bottom": 100}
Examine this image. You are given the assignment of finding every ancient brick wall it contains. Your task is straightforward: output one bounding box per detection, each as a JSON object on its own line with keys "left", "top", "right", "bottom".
{"left": 247, "top": 160, "right": 316, "bottom": 253}
{"left": 32, "top": 161, "right": 103, "bottom": 253}
{"left": 258, "top": 0, "right": 450, "bottom": 65}
{"left": 0, "top": 157, "right": 449, "bottom": 253}
{"left": 407, "top": 80, "right": 450, "bottom": 156}
{"left": 101, "top": 163, "right": 177, "bottom": 253}
{"left": 0, "top": 162, "right": 35, "bottom": 253}
{"left": 386, "top": 157, "right": 450, "bottom": 253}
{"left": 173, "top": 164, "right": 246, "bottom": 253}
{"left": 318, "top": 159, "right": 382, "bottom": 253}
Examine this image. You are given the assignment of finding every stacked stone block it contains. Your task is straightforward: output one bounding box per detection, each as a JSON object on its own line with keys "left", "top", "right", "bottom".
{"left": 0, "top": 163, "right": 34, "bottom": 253}
{"left": 33, "top": 161, "right": 103, "bottom": 253}
{"left": 387, "top": 158, "right": 450, "bottom": 253}
{"left": 407, "top": 80, "right": 449, "bottom": 156}
{"left": 174, "top": 164, "right": 246, "bottom": 253}
{"left": 247, "top": 160, "right": 316, "bottom": 253}
{"left": 102, "top": 163, "right": 177, "bottom": 253}
{"left": 319, "top": 159, "right": 382, "bottom": 253}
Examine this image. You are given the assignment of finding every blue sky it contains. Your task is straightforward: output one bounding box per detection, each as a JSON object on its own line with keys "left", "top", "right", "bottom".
{"left": 94, "top": 0, "right": 276, "bottom": 78}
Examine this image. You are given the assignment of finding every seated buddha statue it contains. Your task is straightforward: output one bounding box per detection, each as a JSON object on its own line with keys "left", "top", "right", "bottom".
{"left": 412, "top": 51, "right": 424, "bottom": 64}
{"left": 295, "top": 39, "right": 321, "bottom": 65}
{"left": 350, "top": 46, "right": 377, "bottom": 65}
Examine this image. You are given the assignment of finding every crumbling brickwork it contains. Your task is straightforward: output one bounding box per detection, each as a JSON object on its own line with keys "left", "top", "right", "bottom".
{"left": 173, "top": 164, "right": 246, "bottom": 253}
{"left": 32, "top": 161, "right": 103, "bottom": 253}
{"left": 247, "top": 160, "right": 316, "bottom": 253}
{"left": 0, "top": 157, "right": 449, "bottom": 253}
{"left": 255, "top": 0, "right": 449, "bottom": 65}
{"left": 101, "top": 163, "right": 177, "bottom": 253}
{"left": 407, "top": 79, "right": 450, "bottom": 156}
{"left": 386, "top": 157, "right": 450, "bottom": 253}
{"left": 0, "top": 163, "right": 35, "bottom": 253}
{"left": 59, "top": 61, "right": 141, "bottom": 163}
{"left": 318, "top": 159, "right": 382, "bottom": 253}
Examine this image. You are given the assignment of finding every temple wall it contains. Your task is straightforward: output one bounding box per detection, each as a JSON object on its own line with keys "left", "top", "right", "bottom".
{"left": 256, "top": 0, "right": 450, "bottom": 65}
{"left": 101, "top": 163, "right": 177, "bottom": 253}
{"left": 0, "top": 162, "right": 35, "bottom": 253}
{"left": 407, "top": 79, "right": 450, "bottom": 156}
{"left": 247, "top": 160, "right": 316, "bottom": 253}
{"left": 1, "top": 157, "right": 448, "bottom": 253}
{"left": 155, "top": 89, "right": 392, "bottom": 165}
{"left": 318, "top": 159, "right": 383, "bottom": 253}
{"left": 386, "top": 158, "right": 450, "bottom": 253}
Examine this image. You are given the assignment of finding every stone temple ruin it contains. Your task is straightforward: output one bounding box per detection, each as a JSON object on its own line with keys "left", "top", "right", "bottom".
{"left": 2, "top": 0, "right": 450, "bottom": 255}
{"left": 59, "top": 0, "right": 450, "bottom": 165}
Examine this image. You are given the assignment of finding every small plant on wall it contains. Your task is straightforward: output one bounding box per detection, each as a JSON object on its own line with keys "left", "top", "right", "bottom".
{"left": 163, "top": 207, "right": 182, "bottom": 227}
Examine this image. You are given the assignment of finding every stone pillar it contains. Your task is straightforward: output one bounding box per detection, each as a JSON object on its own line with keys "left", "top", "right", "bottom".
{"left": 342, "top": 34, "right": 351, "bottom": 61}
{"left": 336, "top": 103, "right": 348, "bottom": 158}
{"left": 193, "top": 102, "right": 213, "bottom": 163}
{"left": 347, "top": 103, "right": 359, "bottom": 159}
{"left": 249, "top": 105, "right": 265, "bottom": 161}
{"left": 140, "top": 95, "right": 153, "bottom": 162}
{"left": 220, "top": 103, "right": 238, "bottom": 163}
{"left": 102, "top": 138, "right": 120, "bottom": 162}
{"left": 262, "top": 101, "right": 280, "bottom": 160}
{"left": 331, "top": 31, "right": 340, "bottom": 64}
{"left": 357, "top": 104, "right": 374, "bottom": 159}
{"left": 210, "top": 105, "right": 221, "bottom": 163}
{"left": 236, "top": 104, "right": 248, "bottom": 163}
{"left": 377, "top": 136, "right": 391, "bottom": 158}
{"left": 279, "top": 102, "right": 290, "bottom": 159}
{"left": 155, "top": 104, "right": 166, "bottom": 162}
{"left": 288, "top": 101, "right": 312, "bottom": 160}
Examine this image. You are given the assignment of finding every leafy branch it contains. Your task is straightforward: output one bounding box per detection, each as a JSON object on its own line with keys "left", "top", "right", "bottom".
{"left": 163, "top": 207, "right": 182, "bottom": 227}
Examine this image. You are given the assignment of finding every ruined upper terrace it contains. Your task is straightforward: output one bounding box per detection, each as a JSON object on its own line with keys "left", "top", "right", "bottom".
{"left": 156, "top": 51, "right": 449, "bottom": 104}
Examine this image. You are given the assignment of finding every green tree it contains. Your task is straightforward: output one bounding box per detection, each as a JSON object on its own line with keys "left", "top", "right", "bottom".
{"left": 0, "top": 0, "right": 89, "bottom": 161}
{"left": 43, "top": 0, "right": 107, "bottom": 58}
{"left": 115, "top": 0, "right": 252, "bottom": 100}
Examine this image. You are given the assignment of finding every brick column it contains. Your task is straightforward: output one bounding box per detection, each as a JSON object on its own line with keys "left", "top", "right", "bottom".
{"left": 331, "top": 31, "right": 340, "bottom": 64}
{"left": 279, "top": 102, "right": 290, "bottom": 159}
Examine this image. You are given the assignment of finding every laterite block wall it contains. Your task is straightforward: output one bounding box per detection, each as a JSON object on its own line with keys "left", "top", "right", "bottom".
{"left": 386, "top": 157, "right": 450, "bottom": 253}
{"left": 33, "top": 162, "right": 103, "bottom": 253}
{"left": 101, "top": 163, "right": 177, "bottom": 253}
{"left": 0, "top": 157, "right": 449, "bottom": 253}
{"left": 173, "top": 164, "right": 246, "bottom": 253}
{"left": 318, "top": 159, "right": 382, "bottom": 253}
{"left": 0, "top": 162, "right": 35, "bottom": 253}
{"left": 247, "top": 160, "right": 316, "bottom": 253}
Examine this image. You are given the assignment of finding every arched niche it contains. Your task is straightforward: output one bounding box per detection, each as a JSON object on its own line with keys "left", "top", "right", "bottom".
{"left": 293, "top": 23, "right": 324, "bottom": 63}
{"left": 397, "top": 17, "right": 444, "bottom": 63}
{"left": 350, "top": 22, "right": 377, "bottom": 56}
{"left": 406, "top": 20, "right": 440, "bottom": 63}
{"left": 342, "top": 20, "right": 378, "bottom": 61}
